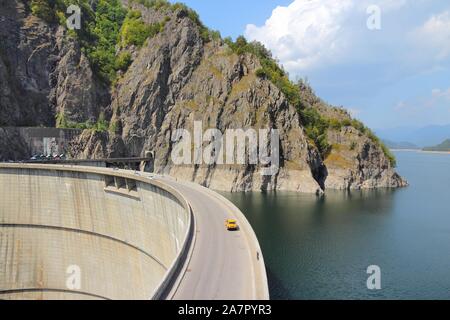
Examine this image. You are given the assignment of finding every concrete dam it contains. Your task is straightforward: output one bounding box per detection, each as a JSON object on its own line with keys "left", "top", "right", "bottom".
{"left": 0, "top": 164, "right": 269, "bottom": 300}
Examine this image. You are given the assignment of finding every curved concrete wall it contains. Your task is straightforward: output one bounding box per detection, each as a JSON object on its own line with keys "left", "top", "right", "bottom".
{"left": 0, "top": 164, "right": 192, "bottom": 300}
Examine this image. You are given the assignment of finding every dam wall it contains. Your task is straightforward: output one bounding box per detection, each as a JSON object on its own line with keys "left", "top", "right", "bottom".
{"left": 0, "top": 164, "right": 192, "bottom": 300}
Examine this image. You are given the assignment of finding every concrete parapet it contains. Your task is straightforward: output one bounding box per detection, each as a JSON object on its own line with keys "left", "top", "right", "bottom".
{"left": 0, "top": 164, "right": 193, "bottom": 300}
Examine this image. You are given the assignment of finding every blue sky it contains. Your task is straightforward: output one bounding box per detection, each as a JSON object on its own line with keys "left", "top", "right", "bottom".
{"left": 172, "top": 0, "right": 450, "bottom": 130}
{"left": 169, "top": 0, "right": 293, "bottom": 39}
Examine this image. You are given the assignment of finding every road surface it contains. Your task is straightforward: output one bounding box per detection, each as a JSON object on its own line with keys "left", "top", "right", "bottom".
{"left": 155, "top": 177, "right": 268, "bottom": 300}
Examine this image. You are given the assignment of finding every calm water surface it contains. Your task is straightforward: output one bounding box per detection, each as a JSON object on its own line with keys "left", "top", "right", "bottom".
{"left": 223, "top": 151, "right": 450, "bottom": 299}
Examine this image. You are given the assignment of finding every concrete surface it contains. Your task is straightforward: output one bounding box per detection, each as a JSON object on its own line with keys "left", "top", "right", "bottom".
{"left": 0, "top": 164, "right": 269, "bottom": 300}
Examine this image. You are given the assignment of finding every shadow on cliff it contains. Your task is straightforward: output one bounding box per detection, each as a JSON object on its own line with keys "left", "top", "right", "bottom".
{"left": 312, "top": 163, "right": 328, "bottom": 191}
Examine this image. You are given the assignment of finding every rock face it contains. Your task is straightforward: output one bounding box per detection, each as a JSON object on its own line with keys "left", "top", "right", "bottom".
{"left": 1, "top": 1, "right": 407, "bottom": 192}
{"left": 0, "top": 0, "right": 108, "bottom": 127}
{"left": 0, "top": 128, "right": 29, "bottom": 161}
{"left": 297, "top": 81, "right": 408, "bottom": 190}
{"left": 324, "top": 127, "right": 407, "bottom": 189}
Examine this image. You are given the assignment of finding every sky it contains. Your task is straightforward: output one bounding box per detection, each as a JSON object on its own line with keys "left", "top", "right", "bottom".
{"left": 171, "top": 0, "right": 450, "bottom": 130}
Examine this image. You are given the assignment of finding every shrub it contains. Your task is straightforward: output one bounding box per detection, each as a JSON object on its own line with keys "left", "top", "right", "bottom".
{"left": 255, "top": 68, "right": 267, "bottom": 78}
{"left": 56, "top": 112, "right": 68, "bottom": 128}
{"left": 93, "top": 112, "right": 109, "bottom": 132}
{"left": 84, "top": 0, "right": 127, "bottom": 82}
{"left": 115, "top": 52, "right": 132, "bottom": 72}
{"left": 31, "top": 0, "right": 56, "bottom": 22}
{"left": 329, "top": 118, "right": 342, "bottom": 130}
{"left": 56, "top": 111, "right": 109, "bottom": 133}
{"left": 299, "top": 108, "right": 331, "bottom": 158}
{"left": 30, "top": 0, "right": 148, "bottom": 82}
{"left": 225, "top": 36, "right": 302, "bottom": 109}
{"left": 121, "top": 10, "right": 152, "bottom": 47}
{"left": 381, "top": 143, "right": 397, "bottom": 167}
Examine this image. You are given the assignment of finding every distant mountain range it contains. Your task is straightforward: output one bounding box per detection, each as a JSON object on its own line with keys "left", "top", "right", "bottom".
{"left": 423, "top": 139, "right": 450, "bottom": 152}
{"left": 382, "top": 140, "right": 419, "bottom": 150}
{"left": 376, "top": 124, "right": 450, "bottom": 148}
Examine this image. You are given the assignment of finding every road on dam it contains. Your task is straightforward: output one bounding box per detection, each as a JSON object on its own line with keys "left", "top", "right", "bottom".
{"left": 156, "top": 176, "right": 268, "bottom": 300}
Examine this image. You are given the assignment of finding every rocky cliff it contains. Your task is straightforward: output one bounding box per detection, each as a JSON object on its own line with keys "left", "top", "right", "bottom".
{"left": 0, "top": 127, "right": 29, "bottom": 161}
{"left": 0, "top": 0, "right": 407, "bottom": 193}
{"left": 0, "top": 0, "right": 109, "bottom": 127}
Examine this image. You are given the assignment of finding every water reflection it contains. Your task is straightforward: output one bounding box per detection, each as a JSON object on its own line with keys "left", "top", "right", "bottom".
{"left": 224, "top": 189, "right": 399, "bottom": 299}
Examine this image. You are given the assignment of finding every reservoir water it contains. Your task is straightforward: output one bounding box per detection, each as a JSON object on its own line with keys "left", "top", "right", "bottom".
{"left": 223, "top": 151, "right": 450, "bottom": 299}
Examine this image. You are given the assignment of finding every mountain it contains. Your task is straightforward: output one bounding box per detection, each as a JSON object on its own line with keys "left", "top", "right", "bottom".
{"left": 0, "top": 0, "right": 407, "bottom": 192}
{"left": 382, "top": 139, "right": 419, "bottom": 150}
{"left": 423, "top": 139, "right": 450, "bottom": 152}
{"left": 377, "top": 125, "right": 450, "bottom": 148}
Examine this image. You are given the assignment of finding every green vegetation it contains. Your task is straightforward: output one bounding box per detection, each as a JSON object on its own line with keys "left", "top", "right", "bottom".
{"left": 32, "top": 0, "right": 395, "bottom": 166}
{"left": 168, "top": 2, "right": 221, "bottom": 42}
{"left": 115, "top": 51, "right": 132, "bottom": 72}
{"left": 120, "top": 10, "right": 164, "bottom": 47}
{"left": 299, "top": 107, "right": 331, "bottom": 157}
{"left": 56, "top": 112, "right": 109, "bottom": 132}
{"left": 423, "top": 139, "right": 450, "bottom": 152}
{"left": 30, "top": 0, "right": 95, "bottom": 27}
{"left": 29, "top": 0, "right": 126, "bottom": 82}
{"left": 224, "top": 36, "right": 331, "bottom": 156}
{"left": 30, "top": 0, "right": 220, "bottom": 82}
{"left": 30, "top": 0, "right": 56, "bottom": 22}
{"left": 130, "top": 0, "right": 221, "bottom": 42}
{"left": 342, "top": 118, "right": 396, "bottom": 167}
{"left": 86, "top": 0, "right": 127, "bottom": 82}
{"left": 29, "top": 0, "right": 168, "bottom": 83}
{"left": 224, "top": 35, "right": 397, "bottom": 166}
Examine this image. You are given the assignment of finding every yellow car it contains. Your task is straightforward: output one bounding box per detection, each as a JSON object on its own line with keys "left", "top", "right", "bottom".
{"left": 225, "top": 219, "right": 238, "bottom": 231}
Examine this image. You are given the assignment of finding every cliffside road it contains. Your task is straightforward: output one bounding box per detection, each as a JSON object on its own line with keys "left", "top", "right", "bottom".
{"left": 155, "top": 176, "right": 269, "bottom": 300}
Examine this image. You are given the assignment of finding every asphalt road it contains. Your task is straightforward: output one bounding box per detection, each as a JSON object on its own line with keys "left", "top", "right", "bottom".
{"left": 156, "top": 177, "right": 258, "bottom": 300}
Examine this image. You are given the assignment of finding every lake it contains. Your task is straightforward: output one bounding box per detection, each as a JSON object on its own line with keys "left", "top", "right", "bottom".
{"left": 223, "top": 151, "right": 450, "bottom": 299}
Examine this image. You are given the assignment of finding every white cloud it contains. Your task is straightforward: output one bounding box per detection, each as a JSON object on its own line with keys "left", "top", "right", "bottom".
{"left": 245, "top": 0, "right": 449, "bottom": 78}
{"left": 412, "top": 11, "right": 450, "bottom": 61}
{"left": 245, "top": 0, "right": 355, "bottom": 72}
{"left": 393, "top": 88, "right": 450, "bottom": 117}
{"left": 432, "top": 88, "right": 450, "bottom": 99}
{"left": 243, "top": 0, "right": 450, "bottom": 127}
